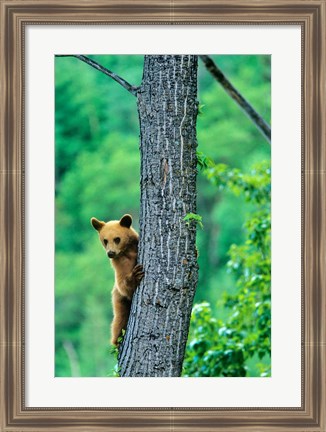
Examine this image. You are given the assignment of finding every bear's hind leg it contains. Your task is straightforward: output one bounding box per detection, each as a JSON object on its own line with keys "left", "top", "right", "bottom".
{"left": 111, "top": 288, "right": 131, "bottom": 346}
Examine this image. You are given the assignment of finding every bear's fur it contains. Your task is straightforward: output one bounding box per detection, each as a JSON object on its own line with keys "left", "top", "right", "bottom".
{"left": 90, "top": 214, "right": 144, "bottom": 345}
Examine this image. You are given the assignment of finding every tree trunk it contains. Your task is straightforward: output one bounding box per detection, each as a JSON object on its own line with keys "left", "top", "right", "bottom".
{"left": 118, "top": 55, "right": 199, "bottom": 377}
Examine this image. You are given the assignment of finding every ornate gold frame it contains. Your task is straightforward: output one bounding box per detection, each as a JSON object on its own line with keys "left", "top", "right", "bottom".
{"left": 1, "top": 1, "right": 325, "bottom": 431}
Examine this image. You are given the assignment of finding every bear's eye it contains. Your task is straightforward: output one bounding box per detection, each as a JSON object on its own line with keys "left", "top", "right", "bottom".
{"left": 113, "top": 237, "right": 121, "bottom": 244}
{"left": 103, "top": 239, "right": 108, "bottom": 246}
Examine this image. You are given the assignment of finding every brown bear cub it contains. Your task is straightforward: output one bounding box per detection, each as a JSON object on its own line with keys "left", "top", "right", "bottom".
{"left": 90, "top": 214, "right": 144, "bottom": 346}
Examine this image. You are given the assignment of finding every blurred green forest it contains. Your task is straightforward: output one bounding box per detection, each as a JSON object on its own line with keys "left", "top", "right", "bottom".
{"left": 55, "top": 55, "right": 271, "bottom": 377}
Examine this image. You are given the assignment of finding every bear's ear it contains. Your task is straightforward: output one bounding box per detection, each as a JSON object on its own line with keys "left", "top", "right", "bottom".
{"left": 91, "top": 217, "right": 105, "bottom": 231}
{"left": 119, "top": 214, "right": 132, "bottom": 228}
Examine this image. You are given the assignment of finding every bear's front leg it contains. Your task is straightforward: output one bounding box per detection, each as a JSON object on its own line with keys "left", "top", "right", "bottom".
{"left": 118, "top": 264, "right": 144, "bottom": 299}
{"left": 129, "top": 264, "right": 144, "bottom": 286}
{"left": 111, "top": 288, "right": 131, "bottom": 346}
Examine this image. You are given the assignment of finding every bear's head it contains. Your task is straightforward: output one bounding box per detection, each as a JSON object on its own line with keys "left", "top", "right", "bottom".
{"left": 90, "top": 214, "right": 138, "bottom": 259}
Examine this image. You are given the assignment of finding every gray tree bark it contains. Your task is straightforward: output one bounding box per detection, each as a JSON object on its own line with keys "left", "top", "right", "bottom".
{"left": 118, "top": 55, "right": 199, "bottom": 377}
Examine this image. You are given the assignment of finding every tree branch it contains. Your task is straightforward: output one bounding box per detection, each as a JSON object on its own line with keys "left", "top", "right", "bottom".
{"left": 56, "top": 55, "right": 139, "bottom": 96}
{"left": 199, "top": 55, "right": 271, "bottom": 144}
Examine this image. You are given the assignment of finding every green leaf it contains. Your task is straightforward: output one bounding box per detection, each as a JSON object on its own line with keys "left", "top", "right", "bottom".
{"left": 183, "top": 213, "right": 204, "bottom": 229}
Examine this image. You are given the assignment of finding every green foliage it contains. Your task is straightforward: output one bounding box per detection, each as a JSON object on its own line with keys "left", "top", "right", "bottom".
{"left": 196, "top": 151, "right": 214, "bottom": 171}
{"left": 205, "top": 162, "right": 271, "bottom": 205}
{"left": 55, "top": 56, "right": 143, "bottom": 184}
{"left": 55, "top": 242, "right": 117, "bottom": 376}
{"left": 198, "top": 104, "right": 206, "bottom": 115}
{"left": 55, "top": 133, "right": 140, "bottom": 252}
{"left": 183, "top": 161, "right": 271, "bottom": 377}
{"left": 109, "top": 330, "right": 125, "bottom": 377}
{"left": 183, "top": 212, "right": 204, "bottom": 229}
{"left": 184, "top": 302, "right": 247, "bottom": 376}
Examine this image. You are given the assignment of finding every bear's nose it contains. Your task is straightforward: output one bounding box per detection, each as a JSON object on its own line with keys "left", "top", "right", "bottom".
{"left": 107, "top": 251, "right": 115, "bottom": 259}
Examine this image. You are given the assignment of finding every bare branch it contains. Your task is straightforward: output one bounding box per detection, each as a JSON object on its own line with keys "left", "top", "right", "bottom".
{"left": 55, "top": 55, "right": 139, "bottom": 96}
{"left": 200, "top": 55, "right": 271, "bottom": 144}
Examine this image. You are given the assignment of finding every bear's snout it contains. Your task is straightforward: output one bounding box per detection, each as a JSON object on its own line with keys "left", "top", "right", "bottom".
{"left": 107, "top": 250, "right": 116, "bottom": 259}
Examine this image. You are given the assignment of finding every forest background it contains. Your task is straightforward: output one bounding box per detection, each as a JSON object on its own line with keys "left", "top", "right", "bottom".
{"left": 55, "top": 55, "right": 271, "bottom": 378}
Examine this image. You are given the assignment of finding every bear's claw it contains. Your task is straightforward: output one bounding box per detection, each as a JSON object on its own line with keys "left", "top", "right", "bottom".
{"left": 132, "top": 264, "right": 144, "bottom": 282}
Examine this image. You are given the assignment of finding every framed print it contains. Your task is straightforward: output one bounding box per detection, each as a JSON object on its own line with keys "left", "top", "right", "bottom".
{"left": 0, "top": 1, "right": 325, "bottom": 431}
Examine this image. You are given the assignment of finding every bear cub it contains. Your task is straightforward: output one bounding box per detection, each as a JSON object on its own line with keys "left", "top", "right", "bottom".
{"left": 91, "top": 214, "right": 144, "bottom": 345}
